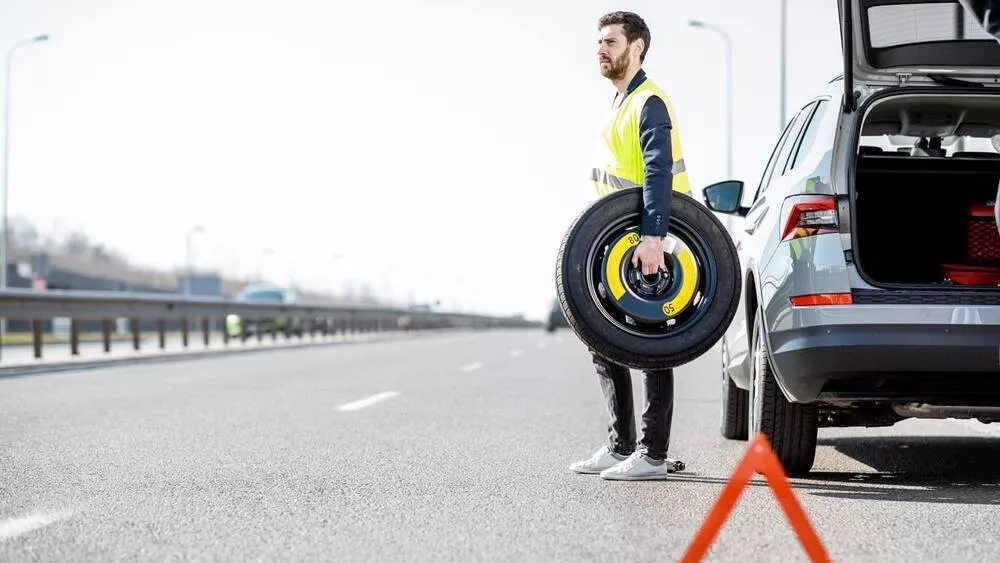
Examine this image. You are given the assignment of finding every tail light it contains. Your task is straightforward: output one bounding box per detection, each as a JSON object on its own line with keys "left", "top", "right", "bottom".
{"left": 790, "top": 293, "right": 853, "bottom": 306}
{"left": 780, "top": 194, "right": 838, "bottom": 241}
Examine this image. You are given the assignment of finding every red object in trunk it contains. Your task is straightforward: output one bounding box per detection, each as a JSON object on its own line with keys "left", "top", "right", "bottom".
{"left": 940, "top": 263, "right": 1000, "bottom": 286}
{"left": 967, "top": 202, "right": 1000, "bottom": 263}
{"left": 940, "top": 201, "right": 1000, "bottom": 285}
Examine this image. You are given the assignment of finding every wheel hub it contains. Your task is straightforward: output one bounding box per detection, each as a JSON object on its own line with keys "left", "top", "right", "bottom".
{"left": 599, "top": 230, "right": 701, "bottom": 324}
{"left": 626, "top": 264, "right": 674, "bottom": 296}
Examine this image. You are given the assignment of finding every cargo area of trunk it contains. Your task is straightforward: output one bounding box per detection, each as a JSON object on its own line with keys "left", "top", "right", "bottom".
{"left": 853, "top": 152, "right": 1000, "bottom": 287}
{"left": 851, "top": 91, "right": 1000, "bottom": 289}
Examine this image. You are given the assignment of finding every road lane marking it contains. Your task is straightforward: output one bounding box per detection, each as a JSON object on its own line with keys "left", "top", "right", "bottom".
{"left": 337, "top": 391, "right": 399, "bottom": 412}
{"left": 0, "top": 509, "right": 75, "bottom": 543}
{"left": 509, "top": 349, "right": 524, "bottom": 357}
{"left": 459, "top": 362, "right": 484, "bottom": 372}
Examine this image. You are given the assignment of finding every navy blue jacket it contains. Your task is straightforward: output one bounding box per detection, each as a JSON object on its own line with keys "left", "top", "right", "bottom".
{"left": 613, "top": 69, "right": 673, "bottom": 237}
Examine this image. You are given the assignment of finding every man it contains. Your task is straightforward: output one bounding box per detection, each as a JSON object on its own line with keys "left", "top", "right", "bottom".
{"left": 569, "top": 11, "right": 689, "bottom": 481}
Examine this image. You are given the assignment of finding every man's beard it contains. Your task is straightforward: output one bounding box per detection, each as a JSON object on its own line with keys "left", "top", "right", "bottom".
{"left": 599, "top": 51, "right": 629, "bottom": 80}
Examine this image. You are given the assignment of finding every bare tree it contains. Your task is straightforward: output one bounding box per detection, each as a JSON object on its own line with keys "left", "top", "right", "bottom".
{"left": 2, "top": 216, "right": 376, "bottom": 304}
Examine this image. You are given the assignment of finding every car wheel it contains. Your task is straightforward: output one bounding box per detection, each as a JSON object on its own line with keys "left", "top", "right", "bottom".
{"left": 720, "top": 336, "right": 749, "bottom": 440}
{"left": 555, "top": 187, "right": 741, "bottom": 370}
{"left": 748, "top": 307, "right": 817, "bottom": 476}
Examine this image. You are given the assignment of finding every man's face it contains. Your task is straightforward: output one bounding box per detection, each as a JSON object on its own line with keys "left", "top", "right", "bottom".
{"left": 597, "top": 24, "right": 635, "bottom": 80}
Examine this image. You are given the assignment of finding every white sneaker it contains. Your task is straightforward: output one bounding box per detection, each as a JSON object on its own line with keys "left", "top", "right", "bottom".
{"left": 568, "top": 445, "right": 628, "bottom": 474}
{"left": 600, "top": 450, "right": 673, "bottom": 481}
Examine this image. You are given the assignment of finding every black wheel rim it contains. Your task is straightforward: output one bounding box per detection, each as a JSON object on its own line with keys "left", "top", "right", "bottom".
{"left": 584, "top": 210, "right": 719, "bottom": 339}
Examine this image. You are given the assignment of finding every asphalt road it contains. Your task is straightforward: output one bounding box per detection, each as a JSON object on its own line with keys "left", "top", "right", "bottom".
{"left": 1, "top": 328, "right": 998, "bottom": 562}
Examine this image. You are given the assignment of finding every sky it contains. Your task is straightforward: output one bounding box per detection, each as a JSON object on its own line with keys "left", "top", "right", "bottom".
{"left": 0, "top": 0, "right": 845, "bottom": 319}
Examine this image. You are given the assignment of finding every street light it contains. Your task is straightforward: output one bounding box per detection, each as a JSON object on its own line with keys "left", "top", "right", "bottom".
{"left": 183, "top": 225, "right": 204, "bottom": 295}
{"left": 1, "top": 34, "right": 49, "bottom": 335}
{"left": 688, "top": 20, "right": 733, "bottom": 180}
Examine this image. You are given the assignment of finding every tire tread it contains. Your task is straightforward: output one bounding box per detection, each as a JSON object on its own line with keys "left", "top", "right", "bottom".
{"left": 755, "top": 310, "right": 817, "bottom": 476}
{"left": 721, "top": 373, "right": 749, "bottom": 440}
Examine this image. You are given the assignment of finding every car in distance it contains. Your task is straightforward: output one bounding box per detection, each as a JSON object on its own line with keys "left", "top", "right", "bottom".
{"left": 226, "top": 283, "right": 305, "bottom": 339}
{"left": 701, "top": 0, "right": 1000, "bottom": 476}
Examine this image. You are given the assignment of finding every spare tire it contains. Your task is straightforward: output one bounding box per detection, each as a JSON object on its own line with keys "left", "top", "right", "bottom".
{"left": 555, "top": 187, "right": 741, "bottom": 371}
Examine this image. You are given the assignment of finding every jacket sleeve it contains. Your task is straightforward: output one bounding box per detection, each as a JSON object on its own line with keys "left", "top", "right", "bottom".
{"left": 638, "top": 95, "right": 674, "bottom": 237}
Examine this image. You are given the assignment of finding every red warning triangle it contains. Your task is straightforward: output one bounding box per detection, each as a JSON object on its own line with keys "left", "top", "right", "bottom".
{"left": 680, "top": 432, "right": 831, "bottom": 563}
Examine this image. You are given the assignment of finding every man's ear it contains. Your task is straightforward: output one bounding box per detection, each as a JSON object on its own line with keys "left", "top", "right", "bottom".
{"left": 631, "top": 39, "right": 645, "bottom": 61}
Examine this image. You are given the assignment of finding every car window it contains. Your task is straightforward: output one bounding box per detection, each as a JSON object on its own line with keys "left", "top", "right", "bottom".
{"left": 786, "top": 99, "right": 829, "bottom": 173}
{"left": 748, "top": 118, "right": 796, "bottom": 205}
{"left": 771, "top": 102, "right": 815, "bottom": 181}
{"left": 749, "top": 107, "right": 808, "bottom": 204}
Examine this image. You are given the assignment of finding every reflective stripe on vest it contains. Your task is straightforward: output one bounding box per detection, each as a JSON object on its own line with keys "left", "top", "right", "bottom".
{"left": 590, "top": 168, "right": 640, "bottom": 190}
{"left": 591, "top": 76, "right": 690, "bottom": 198}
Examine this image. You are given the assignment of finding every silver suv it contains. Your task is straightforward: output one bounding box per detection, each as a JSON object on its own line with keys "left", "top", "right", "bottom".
{"left": 702, "top": 0, "right": 1000, "bottom": 475}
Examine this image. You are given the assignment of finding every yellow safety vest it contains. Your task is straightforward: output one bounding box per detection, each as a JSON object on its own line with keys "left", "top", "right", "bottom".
{"left": 591, "top": 76, "right": 690, "bottom": 197}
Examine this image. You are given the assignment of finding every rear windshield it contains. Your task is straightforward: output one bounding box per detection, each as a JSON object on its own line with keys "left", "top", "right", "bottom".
{"left": 867, "top": 2, "right": 995, "bottom": 48}
{"left": 861, "top": 0, "right": 1000, "bottom": 69}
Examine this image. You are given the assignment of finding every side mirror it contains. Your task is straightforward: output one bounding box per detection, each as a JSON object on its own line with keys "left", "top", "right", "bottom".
{"left": 703, "top": 180, "right": 749, "bottom": 216}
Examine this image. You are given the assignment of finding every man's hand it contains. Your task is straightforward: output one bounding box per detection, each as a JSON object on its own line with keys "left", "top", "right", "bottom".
{"left": 631, "top": 235, "right": 665, "bottom": 276}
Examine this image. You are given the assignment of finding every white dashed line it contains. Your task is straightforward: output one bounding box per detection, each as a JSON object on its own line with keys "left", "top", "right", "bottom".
{"left": 509, "top": 349, "right": 524, "bottom": 357}
{"left": 459, "top": 362, "right": 484, "bottom": 372}
{"left": 0, "top": 509, "right": 74, "bottom": 543}
{"left": 337, "top": 391, "right": 399, "bottom": 412}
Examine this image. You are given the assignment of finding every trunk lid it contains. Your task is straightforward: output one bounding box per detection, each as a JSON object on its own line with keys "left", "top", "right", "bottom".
{"left": 840, "top": 0, "right": 1000, "bottom": 111}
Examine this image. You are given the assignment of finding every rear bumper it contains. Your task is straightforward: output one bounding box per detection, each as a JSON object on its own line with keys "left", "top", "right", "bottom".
{"left": 767, "top": 305, "right": 1000, "bottom": 404}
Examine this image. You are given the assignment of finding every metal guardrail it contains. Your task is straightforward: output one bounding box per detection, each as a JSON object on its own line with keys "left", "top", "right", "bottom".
{"left": 0, "top": 288, "right": 539, "bottom": 363}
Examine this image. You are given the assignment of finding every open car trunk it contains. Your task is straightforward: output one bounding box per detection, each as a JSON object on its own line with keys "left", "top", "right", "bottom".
{"left": 853, "top": 92, "right": 1000, "bottom": 288}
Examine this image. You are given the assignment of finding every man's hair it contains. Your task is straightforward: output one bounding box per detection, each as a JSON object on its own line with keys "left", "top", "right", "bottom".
{"left": 598, "top": 11, "right": 651, "bottom": 62}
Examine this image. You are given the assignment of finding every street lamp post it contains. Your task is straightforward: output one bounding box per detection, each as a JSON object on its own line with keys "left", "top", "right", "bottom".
{"left": 688, "top": 20, "right": 733, "bottom": 180}
{"left": 1, "top": 34, "right": 49, "bottom": 335}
